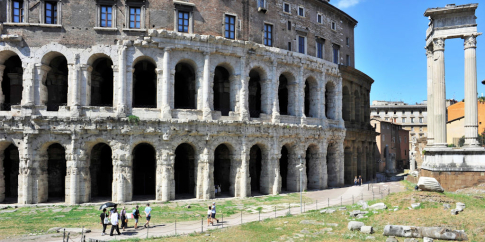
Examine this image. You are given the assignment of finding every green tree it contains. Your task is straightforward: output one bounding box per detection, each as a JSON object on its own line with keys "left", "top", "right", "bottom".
{"left": 458, "top": 136, "right": 465, "bottom": 147}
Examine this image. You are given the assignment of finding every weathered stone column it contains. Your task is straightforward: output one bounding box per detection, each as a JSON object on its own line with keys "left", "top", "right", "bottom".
{"left": 432, "top": 38, "right": 447, "bottom": 147}
{"left": 112, "top": 143, "right": 131, "bottom": 203}
{"left": 272, "top": 150, "right": 281, "bottom": 195}
{"left": 80, "top": 65, "right": 93, "bottom": 106}
{"left": 202, "top": 51, "right": 212, "bottom": 120}
{"left": 199, "top": 147, "right": 213, "bottom": 199}
{"left": 117, "top": 45, "right": 127, "bottom": 115}
{"left": 338, "top": 138, "right": 345, "bottom": 186}
{"left": 65, "top": 133, "right": 83, "bottom": 205}
{"left": 158, "top": 149, "right": 173, "bottom": 202}
{"left": 34, "top": 64, "right": 51, "bottom": 106}
{"left": 239, "top": 139, "right": 249, "bottom": 197}
{"left": 426, "top": 47, "right": 434, "bottom": 146}
{"left": 18, "top": 135, "right": 34, "bottom": 204}
{"left": 161, "top": 47, "right": 172, "bottom": 119}
{"left": 21, "top": 63, "right": 35, "bottom": 106}
{"left": 298, "top": 66, "right": 305, "bottom": 122}
{"left": 271, "top": 59, "right": 280, "bottom": 123}
{"left": 0, "top": 65, "right": 5, "bottom": 107}
{"left": 464, "top": 34, "right": 480, "bottom": 146}
{"left": 239, "top": 56, "right": 249, "bottom": 121}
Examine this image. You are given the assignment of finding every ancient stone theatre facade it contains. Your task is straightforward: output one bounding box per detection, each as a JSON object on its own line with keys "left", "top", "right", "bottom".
{"left": 0, "top": 0, "right": 375, "bottom": 204}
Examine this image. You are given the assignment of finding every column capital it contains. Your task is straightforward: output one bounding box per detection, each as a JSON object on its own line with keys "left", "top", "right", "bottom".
{"left": 463, "top": 34, "right": 479, "bottom": 49}
{"left": 432, "top": 38, "right": 445, "bottom": 51}
{"left": 425, "top": 48, "right": 434, "bottom": 58}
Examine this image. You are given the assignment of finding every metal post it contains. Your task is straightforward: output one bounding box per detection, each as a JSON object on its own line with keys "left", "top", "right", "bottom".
{"left": 63, "top": 229, "right": 65, "bottom": 242}
{"left": 66, "top": 232, "right": 70, "bottom": 242}
{"left": 81, "top": 226, "right": 84, "bottom": 242}
{"left": 201, "top": 217, "right": 203, "bottom": 233}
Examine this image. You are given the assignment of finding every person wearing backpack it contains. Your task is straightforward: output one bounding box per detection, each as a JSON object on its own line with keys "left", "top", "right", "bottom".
{"left": 100, "top": 208, "right": 108, "bottom": 236}
{"left": 133, "top": 205, "right": 140, "bottom": 229}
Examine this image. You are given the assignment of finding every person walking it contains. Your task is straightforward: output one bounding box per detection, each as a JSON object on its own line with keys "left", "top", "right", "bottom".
{"left": 207, "top": 206, "right": 213, "bottom": 226}
{"left": 358, "top": 175, "right": 362, "bottom": 186}
{"left": 133, "top": 205, "right": 140, "bottom": 229}
{"left": 109, "top": 209, "right": 121, "bottom": 236}
{"left": 120, "top": 207, "right": 128, "bottom": 231}
{"left": 354, "top": 176, "right": 358, "bottom": 186}
{"left": 110, "top": 204, "right": 118, "bottom": 216}
{"left": 211, "top": 202, "right": 219, "bottom": 224}
{"left": 144, "top": 203, "right": 152, "bottom": 228}
{"left": 100, "top": 208, "right": 108, "bottom": 236}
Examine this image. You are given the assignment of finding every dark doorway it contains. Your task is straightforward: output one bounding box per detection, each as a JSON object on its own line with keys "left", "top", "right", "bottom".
{"left": 174, "top": 63, "right": 196, "bottom": 109}
{"left": 343, "top": 147, "right": 353, "bottom": 185}
{"left": 132, "top": 143, "right": 156, "bottom": 198}
{"left": 47, "top": 143, "right": 66, "bottom": 200}
{"left": 213, "top": 66, "right": 231, "bottom": 116}
{"left": 1, "top": 56, "right": 23, "bottom": 111}
{"left": 91, "top": 58, "right": 114, "bottom": 106}
{"left": 3, "top": 144, "right": 20, "bottom": 201}
{"left": 249, "top": 145, "right": 262, "bottom": 195}
{"left": 46, "top": 56, "right": 68, "bottom": 111}
{"left": 280, "top": 146, "right": 289, "bottom": 191}
{"left": 278, "top": 75, "right": 288, "bottom": 115}
{"left": 342, "top": 86, "right": 350, "bottom": 121}
{"left": 214, "top": 144, "right": 231, "bottom": 195}
{"left": 248, "top": 70, "right": 262, "bottom": 118}
{"left": 133, "top": 61, "right": 156, "bottom": 108}
{"left": 304, "top": 81, "right": 310, "bottom": 117}
{"left": 90, "top": 143, "right": 113, "bottom": 200}
{"left": 174, "top": 143, "right": 196, "bottom": 198}
{"left": 325, "top": 82, "right": 336, "bottom": 119}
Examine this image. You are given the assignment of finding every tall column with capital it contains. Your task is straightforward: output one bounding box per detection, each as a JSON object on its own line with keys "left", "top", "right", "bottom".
{"left": 298, "top": 66, "right": 306, "bottom": 123}
{"left": 117, "top": 46, "right": 127, "bottom": 115}
{"left": 0, "top": 65, "right": 5, "bottom": 108}
{"left": 426, "top": 47, "right": 434, "bottom": 146}
{"left": 432, "top": 38, "right": 447, "bottom": 146}
{"left": 271, "top": 60, "right": 280, "bottom": 123}
{"left": 161, "top": 48, "right": 172, "bottom": 119}
{"left": 202, "top": 52, "right": 212, "bottom": 120}
{"left": 239, "top": 56, "right": 249, "bottom": 120}
{"left": 464, "top": 34, "right": 480, "bottom": 146}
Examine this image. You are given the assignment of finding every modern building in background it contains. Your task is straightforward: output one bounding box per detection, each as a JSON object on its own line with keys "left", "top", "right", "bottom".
{"left": 370, "top": 118, "right": 409, "bottom": 173}
{"left": 447, "top": 101, "right": 485, "bottom": 146}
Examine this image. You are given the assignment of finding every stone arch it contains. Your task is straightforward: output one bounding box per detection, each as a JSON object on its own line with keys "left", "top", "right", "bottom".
{"left": 248, "top": 144, "right": 263, "bottom": 195}
{"left": 325, "top": 81, "right": 337, "bottom": 120}
{"left": 0, "top": 143, "right": 20, "bottom": 203}
{"left": 1, "top": 53, "right": 23, "bottom": 111}
{"left": 89, "top": 55, "right": 114, "bottom": 107}
{"left": 132, "top": 143, "right": 156, "bottom": 199}
{"left": 305, "top": 144, "right": 319, "bottom": 190}
{"left": 89, "top": 143, "right": 113, "bottom": 201}
{"left": 354, "top": 89, "right": 361, "bottom": 122}
{"left": 132, "top": 57, "right": 157, "bottom": 108}
{"left": 174, "top": 143, "right": 197, "bottom": 199}
{"left": 46, "top": 143, "right": 67, "bottom": 201}
{"left": 279, "top": 143, "right": 299, "bottom": 192}
{"left": 0, "top": 49, "right": 25, "bottom": 65}
{"left": 327, "top": 142, "right": 339, "bottom": 187}
{"left": 37, "top": 43, "right": 76, "bottom": 65}
{"left": 83, "top": 47, "right": 119, "bottom": 67}
{"left": 174, "top": 60, "right": 197, "bottom": 109}
{"left": 213, "top": 65, "right": 232, "bottom": 116}
{"left": 213, "top": 143, "right": 237, "bottom": 197}
{"left": 342, "top": 86, "right": 351, "bottom": 121}
{"left": 248, "top": 67, "right": 268, "bottom": 117}
{"left": 43, "top": 52, "right": 69, "bottom": 111}
{"left": 304, "top": 77, "right": 318, "bottom": 118}
{"left": 278, "top": 72, "right": 296, "bottom": 116}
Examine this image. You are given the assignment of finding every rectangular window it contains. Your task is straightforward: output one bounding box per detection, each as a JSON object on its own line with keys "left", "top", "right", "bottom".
{"left": 45, "top": 2, "right": 58, "bottom": 24}
{"left": 264, "top": 24, "right": 272, "bottom": 46}
{"left": 129, "top": 7, "right": 141, "bottom": 29}
{"left": 402, "top": 118, "right": 406, "bottom": 123}
{"left": 346, "top": 55, "right": 350, "bottom": 66}
{"left": 419, "top": 117, "right": 423, "bottom": 123}
{"left": 411, "top": 117, "right": 415, "bottom": 123}
{"left": 298, "top": 36, "right": 305, "bottom": 54}
{"left": 332, "top": 44, "right": 339, "bottom": 64}
{"left": 331, "top": 22, "right": 336, "bottom": 30}
{"left": 283, "top": 3, "right": 290, "bottom": 13}
{"left": 100, "top": 5, "right": 112, "bottom": 27}
{"left": 13, "top": 1, "right": 24, "bottom": 23}
{"left": 287, "top": 21, "right": 291, "bottom": 30}
{"left": 178, "top": 11, "right": 189, "bottom": 33}
{"left": 258, "top": 0, "right": 266, "bottom": 9}
{"left": 225, "top": 15, "right": 236, "bottom": 39}
{"left": 346, "top": 37, "right": 350, "bottom": 46}
{"left": 298, "top": 7, "right": 304, "bottom": 17}
{"left": 316, "top": 41, "right": 323, "bottom": 59}
{"left": 288, "top": 42, "right": 292, "bottom": 51}
{"left": 317, "top": 14, "right": 322, "bottom": 24}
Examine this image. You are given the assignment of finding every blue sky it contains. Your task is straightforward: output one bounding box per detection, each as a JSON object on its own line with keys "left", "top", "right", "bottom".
{"left": 331, "top": 0, "right": 485, "bottom": 104}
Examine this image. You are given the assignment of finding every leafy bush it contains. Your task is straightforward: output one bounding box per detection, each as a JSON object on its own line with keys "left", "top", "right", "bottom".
{"left": 128, "top": 115, "right": 140, "bottom": 125}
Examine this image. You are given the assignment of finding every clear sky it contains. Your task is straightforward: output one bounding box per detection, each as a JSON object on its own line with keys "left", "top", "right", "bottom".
{"left": 331, "top": 0, "right": 485, "bottom": 104}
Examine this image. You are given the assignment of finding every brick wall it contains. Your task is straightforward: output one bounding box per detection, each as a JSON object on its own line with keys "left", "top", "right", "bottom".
{"left": 420, "top": 169, "right": 485, "bottom": 191}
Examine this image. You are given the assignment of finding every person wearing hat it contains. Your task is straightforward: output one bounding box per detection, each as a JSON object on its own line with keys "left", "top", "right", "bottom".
{"left": 211, "top": 202, "right": 219, "bottom": 224}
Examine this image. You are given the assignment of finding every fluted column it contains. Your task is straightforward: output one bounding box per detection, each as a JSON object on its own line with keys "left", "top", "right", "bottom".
{"left": 202, "top": 51, "right": 212, "bottom": 120}
{"left": 239, "top": 56, "right": 249, "bottom": 121}
{"left": 117, "top": 46, "right": 127, "bottom": 115}
{"left": 432, "top": 38, "right": 447, "bottom": 147}
{"left": 161, "top": 47, "right": 172, "bottom": 119}
{"left": 464, "top": 34, "right": 480, "bottom": 147}
{"left": 426, "top": 47, "right": 434, "bottom": 146}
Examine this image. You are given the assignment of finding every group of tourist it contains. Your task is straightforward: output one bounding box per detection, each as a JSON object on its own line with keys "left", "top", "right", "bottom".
{"left": 207, "top": 202, "right": 219, "bottom": 226}
{"left": 354, "top": 175, "right": 363, "bottom": 186}
{"left": 99, "top": 203, "right": 152, "bottom": 236}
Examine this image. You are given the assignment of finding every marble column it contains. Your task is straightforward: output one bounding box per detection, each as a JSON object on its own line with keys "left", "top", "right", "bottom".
{"left": 161, "top": 47, "right": 172, "bottom": 119}
{"left": 202, "top": 51, "right": 212, "bottom": 120}
{"left": 0, "top": 65, "right": 5, "bottom": 107}
{"left": 464, "top": 34, "right": 480, "bottom": 147}
{"left": 432, "top": 38, "right": 447, "bottom": 147}
{"left": 117, "top": 46, "right": 127, "bottom": 115}
{"left": 426, "top": 47, "right": 434, "bottom": 146}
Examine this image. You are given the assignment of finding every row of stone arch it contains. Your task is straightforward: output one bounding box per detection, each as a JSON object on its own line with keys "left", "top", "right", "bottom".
{"left": 342, "top": 85, "right": 369, "bottom": 123}
{"left": 0, "top": 141, "right": 339, "bottom": 203}
{"left": 0, "top": 50, "right": 337, "bottom": 119}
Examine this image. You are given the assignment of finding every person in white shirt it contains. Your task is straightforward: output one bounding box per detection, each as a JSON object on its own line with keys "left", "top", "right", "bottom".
{"left": 207, "top": 206, "right": 213, "bottom": 226}
{"left": 110, "top": 209, "right": 121, "bottom": 236}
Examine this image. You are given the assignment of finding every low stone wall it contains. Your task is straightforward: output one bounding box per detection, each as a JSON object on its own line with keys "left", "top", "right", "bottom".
{"left": 420, "top": 169, "right": 485, "bottom": 191}
{"left": 405, "top": 175, "right": 418, "bottom": 185}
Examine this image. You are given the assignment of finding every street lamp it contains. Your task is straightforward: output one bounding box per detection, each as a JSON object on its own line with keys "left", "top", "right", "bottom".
{"left": 296, "top": 155, "right": 304, "bottom": 214}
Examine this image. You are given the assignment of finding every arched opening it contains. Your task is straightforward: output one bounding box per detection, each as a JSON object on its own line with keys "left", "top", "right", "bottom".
{"left": 90, "top": 143, "right": 113, "bottom": 201}
{"left": 249, "top": 145, "right": 262, "bottom": 195}
{"left": 213, "top": 66, "right": 231, "bottom": 116}
{"left": 133, "top": 60, "right": 157, "bottom": 108}
{"left": 174, "top": 143, "right": 196, "bottom": 199}
{"left": 1, "top": 55, "right": 23, "bottom": 111}
{"left": 342, "top": 86, "right": 351, "bottom": 122}
{"left": 354, "top": 90, "right": 361, "bottom": 123}
{"left": 248, "top": 70, "right": 262, "bottom": 118}
{"left": 47, "top": 143, "right": 66, "bottom": 201}
{"left": 306, "top": 145, "right": 319, "bottom": 190}
{"left": 327, "top": 143, "right": 339, "bottom": 187}
{"left": 2, "top": 144, "right": 20, "bottom": 203}
{"left": 214, "top": 144, "right": 233, "bottom": 196}
{"left": 46, "top": 56, "right": 68, "bottom": 111}
{"left": 91, "top": 58, "right": 114, "bottom": 106}
{"left": 132, "top": 143, "right": 156, "bottom": 199}
{"left": 278, "top": 75, "right": 289, "bottom": 115}
{"left": 174, "top": 62, "right": 196, "bottom": 109}
{"left": 279, "top": 146, "right": 289, "bottom": 191}
{"left": 304, "top": 79, "right": 318, "bottom": 118}
{"left": 344, "top": 146, "right": 353, "bottom": 185}
{"left": 326, "top": 82, "right": 336, "bottom": 120}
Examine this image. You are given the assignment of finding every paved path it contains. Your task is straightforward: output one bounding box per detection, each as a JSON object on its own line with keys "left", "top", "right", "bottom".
{"left": 4, "top": 181, "right": 405, "bottom": 242}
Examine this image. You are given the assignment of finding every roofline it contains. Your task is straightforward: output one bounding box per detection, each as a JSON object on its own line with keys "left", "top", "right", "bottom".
{"left": 318, "top": 0, "right": 358, "bottom": 26}
{"left": 424, "top": 3, "right": 478, "bottom": 17}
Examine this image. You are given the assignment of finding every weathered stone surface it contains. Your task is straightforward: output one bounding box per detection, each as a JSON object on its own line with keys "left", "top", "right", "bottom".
{"left": 383, "top": 225, "right": 468, "bottom": 241}
{"left": 443, "top": 203, "right": 450, "bottom": 209}
{"left": 423, "top": 237, "right": 433, "bottom": 242}
{"left": 404, "top": 239, "right": 419, "bottom": 242}
{"left": 360, "top": 226, "right": 374, "bottom": 234}
{"left": 417, "top": 177, "right": 444, "bottom": 193}
{"left": 348, "top": 221, "right": 365, "bottom": 231}
{"left": 299, "top": 220, "right": 323, "bottom": 225}
{"left": 369, "top": 203, "right": 387, "bottom": 210}
{"left": 456, "top": 202, "right": 465, "bottom": 210}
{"left": 451, "top": 209, "right": 458, "bottom": 215}
{"left": 386, "top": 236, "right": 399, "bottom": 242}
{"left": 0, "top": 209, "right": 17, "bottom": 213}
{"left": 411, "top": 203, "right": 421, "bottom": 209}
{"left": 366, "top": 236, "right": 376, "bottom": 240}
